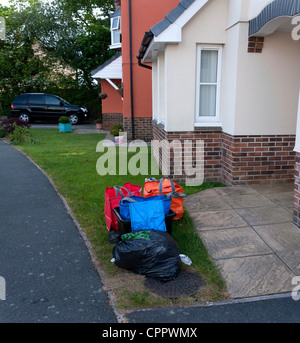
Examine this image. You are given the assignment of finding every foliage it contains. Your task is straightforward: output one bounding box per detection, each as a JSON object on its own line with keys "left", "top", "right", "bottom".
{"left": 10, "top": 122, "right": 35, "bottom": 145}
{"left": 59, "top": 116, "right": 71, "bottom": 124}
{"left": 95, "top": 118, "right": 102, "bottom": 123}
{"left": 110, "top": 124, "right": 123, "bottom": 136}
{"left": 0, "top": 0, "right": 115, "bottom": 118}
{"left": 0, "top": 117, "right": 31, "bottom": 134}
{"left": 0, "top": 128, "right": 7, "bottom": 138}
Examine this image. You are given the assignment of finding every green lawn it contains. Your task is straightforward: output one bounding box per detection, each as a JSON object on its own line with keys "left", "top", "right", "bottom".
{"left": 17, "top": 128, "right": 228, "bottom": 308}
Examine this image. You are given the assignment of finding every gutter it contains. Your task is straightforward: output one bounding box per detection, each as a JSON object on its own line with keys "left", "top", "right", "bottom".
{"left": 136, "top": 31, "right": 153, "bottom": 70}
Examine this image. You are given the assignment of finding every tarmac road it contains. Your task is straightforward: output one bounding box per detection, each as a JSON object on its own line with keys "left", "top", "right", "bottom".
{"left": 0, "top": 140, "right": 118, "bottom": 323}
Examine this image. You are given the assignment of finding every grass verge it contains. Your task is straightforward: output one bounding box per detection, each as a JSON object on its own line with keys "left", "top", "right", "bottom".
{"left": 16, "top": 128, "right": 229, "bottom": 309}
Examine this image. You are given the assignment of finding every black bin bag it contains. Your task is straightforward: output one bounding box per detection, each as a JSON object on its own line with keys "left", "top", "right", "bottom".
{"left": 113, "top": 230, "right": 180, "bottom": 282}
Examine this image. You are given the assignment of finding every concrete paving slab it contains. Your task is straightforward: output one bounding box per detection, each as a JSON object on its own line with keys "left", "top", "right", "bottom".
{"left": 216, "top": 254, "right": 296, "bottom": 298}
{"left": 263, "top": 191, "right": 294, "bottom": 207}
{"left": 220, "top": 193, "right": 275, "bottom": 209}
{"left": 250, "top": 183, "right": 294, "bottom": 194}
{"left": 193, "top": 210, "right": 249, "bottom": 231}
{"left": 215, "top": 185, "right": 259, "bottom": 196}
{"left": 235, "top": 206, "right": 292, "bottom": 226}
{"left": 186, "top": 183, "right": 299, "bottom": 300}
{"left": 184, "top": 194, "right": 231, "bottom": 212}
{"left": 253, "top": 222, "right": 300, "bottom": 252}
{"left": 276, "top": 250, "right": 300, "bottom": 274}
{"left": 198, "top": 227, "right": 272, "bottom": 260}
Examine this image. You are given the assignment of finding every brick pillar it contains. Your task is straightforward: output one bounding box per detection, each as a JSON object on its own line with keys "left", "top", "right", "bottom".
{"left": 294, "top": 153, "right": 300, "bottom": 227}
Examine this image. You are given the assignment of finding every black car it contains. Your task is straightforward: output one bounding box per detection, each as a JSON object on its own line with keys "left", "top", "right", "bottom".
{"left": 11, "top": 93, "right": 89, "bottom": 125}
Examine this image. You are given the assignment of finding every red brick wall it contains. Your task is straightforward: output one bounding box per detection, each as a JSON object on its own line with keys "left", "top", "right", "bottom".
{"left": 124, "top": 117, "right": 153, "bottom": 142}
{"left": 153, "top": 121, "right": 296, "bottom": 185}
{"left": 222, "top": 133, "right": 295, "bottom": 185}
{"left": 102, "top": 113, "right": 123, "bottom": 131}
{"left": 153, "top": 121, "right": 222, "bottom": 183}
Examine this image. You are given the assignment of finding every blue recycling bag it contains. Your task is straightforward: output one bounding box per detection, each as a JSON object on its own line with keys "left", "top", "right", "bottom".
{"left": 129, "top": 200, "right": 167, "bottom": 232}
{"left": 119, "top": 195, "right": 171, "bottom": 221}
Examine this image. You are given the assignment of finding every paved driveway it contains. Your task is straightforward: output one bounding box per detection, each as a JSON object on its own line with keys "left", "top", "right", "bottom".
{"left": 0, "top": 141, "right": 117, "bottom": 323}
{"left": 185, "top": 183, "right": 298, "bottom": 299}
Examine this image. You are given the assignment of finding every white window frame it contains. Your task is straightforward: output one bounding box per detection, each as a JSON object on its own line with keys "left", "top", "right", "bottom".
{"left": 110, "top": 16, "right": 121, "bottom": 48}
{"left": 195, "top": 45, "right": 222, "bottom": 126}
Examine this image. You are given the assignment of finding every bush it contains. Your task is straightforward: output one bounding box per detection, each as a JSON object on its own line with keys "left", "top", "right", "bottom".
{"left": 110, "top": 124, "right": 123, "bottom": 136}
{"left": 59, "top": 116, "right": 71, "bottom": 124}
{"left": 0, "top": 118, "right": 31, "bottom": 135}
{"left": 0, "top": 128, "right": 7, "bottom": 138}
{"left": 10, "top": 123, "right": 36, "bottom": 145}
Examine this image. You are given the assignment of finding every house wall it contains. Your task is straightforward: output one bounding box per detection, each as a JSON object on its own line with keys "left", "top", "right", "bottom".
{"left": 101, "top": 79, "right": 123, "bottom": 130}
{"left": 121, "top": 0, "right": 180, "bottom": 140}
{"left": 151, "top": 0, "right": 299, "bottom": 186}
{"left": 160, "top": 0, "right": 228, "bottom": 132}
{"left": 233, "top": 29, "right": 300, "bottom": 136}
{"left": 101, "top": 79, "right": 123, "bottom": 114}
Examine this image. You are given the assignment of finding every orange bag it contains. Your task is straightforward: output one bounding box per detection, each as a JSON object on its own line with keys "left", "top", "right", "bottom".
{"left": 143, "top": 177, "right": 185, "bottom": 220}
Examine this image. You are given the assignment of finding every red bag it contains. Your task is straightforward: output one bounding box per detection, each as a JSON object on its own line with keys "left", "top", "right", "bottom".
{"left": 105, "top": 183, "right": 142, "bottom": 232}
{"left": 143, "top": 177, "right": 185, "bottom": 220}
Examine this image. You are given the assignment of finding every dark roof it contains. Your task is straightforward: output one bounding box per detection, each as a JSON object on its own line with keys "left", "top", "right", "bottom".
{"left": 111, "top": 7, "right": 121, "bottom": 18}
{"left": 249, "top": 0, "right": 300, "bottom": 36}
{"left": 151, "top": 0, "right": 196, "bottom": 37}
{"left": 137, "top": 0, "right": 196, "bottom": 61}
{"left": 91, "top": 52, "right": 121, "bottom": 77}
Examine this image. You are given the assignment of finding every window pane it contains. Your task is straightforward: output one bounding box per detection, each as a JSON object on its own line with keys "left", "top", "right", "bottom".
{"left": 200, "top": 50, "right": 218, "bottom": 83}
{"left": 113, "top": 30, "right": 121, "bottom": 44}
{"left": 29, "top": 95, "right": 44, "bottom": 104}
{"left": 199, "top": 85, "right": 216, "bottom": 117}
{"left": 45, "top": 96, "right": 61, "bottom": 106}
{"left": 111, "top": 17, "right": 119, "bottom": 30}
{"left": 15, "top": 95, "right": 27, "bottom": 104}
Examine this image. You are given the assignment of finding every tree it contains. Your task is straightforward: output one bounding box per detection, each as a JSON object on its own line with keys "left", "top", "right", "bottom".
{"left": 0, "top": 0, "right": 116, "bottom": 116}
{"left": 21, "top": 0, "right": 115, "bottom": 88}
{"left": 0, "top": 2, "right": 55, "bottom": 114}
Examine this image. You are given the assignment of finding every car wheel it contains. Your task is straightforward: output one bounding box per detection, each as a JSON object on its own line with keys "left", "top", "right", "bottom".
{"left": 19, "top": 112, "right": 30, "bottom": 123}
{"left": 69, "top": 114, "right": 79, "bottom": 125}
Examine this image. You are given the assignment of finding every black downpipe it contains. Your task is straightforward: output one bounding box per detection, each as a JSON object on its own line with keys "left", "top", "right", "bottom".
{"left": 129, "top": 0, "right": 135, "bottom": 141}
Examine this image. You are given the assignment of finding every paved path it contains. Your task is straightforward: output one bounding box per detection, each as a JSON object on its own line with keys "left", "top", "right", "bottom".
{"left": 184, "top": 183, "right": 298, "bottom": 299}
{"left": 0, "top": 141, "right": 117, "bottom": 323}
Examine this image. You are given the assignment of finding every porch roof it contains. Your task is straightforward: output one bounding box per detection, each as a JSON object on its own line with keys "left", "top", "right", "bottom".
{"left": 249, "top": 0, "right": 300, "bottom": 37}
{"left": 91, "top": 52, "right": 122, "bottom": 80}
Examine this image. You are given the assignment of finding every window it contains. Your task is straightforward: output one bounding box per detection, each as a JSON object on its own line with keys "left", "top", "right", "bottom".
{"left": 195, "top": 46, "right": 222, "bottom": 125}
{"left": 15, "top": 95, "right": 28, "bottom": 104}
{"left": 111, "top": 16, "right": 121, "bottom": 47}
{"left": 45, "top": 95, "right": 61, "bottom": 106}
{"left": 29, "top": 95, "right": 44, "bottom": 104}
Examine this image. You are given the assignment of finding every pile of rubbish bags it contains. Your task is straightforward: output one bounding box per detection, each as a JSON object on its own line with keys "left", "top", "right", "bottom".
{"left": 105, "top": 177, "right": 191, "bottom": 282}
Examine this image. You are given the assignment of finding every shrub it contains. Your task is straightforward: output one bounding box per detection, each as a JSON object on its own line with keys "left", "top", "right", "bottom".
{"left": 110, "top": 124, "right": 123, "bottom": 136}
{"left": 10, "top": 123, "right": 36, "bottom": 145}
{"left": 59, "top": 116, "right": 71, "bottom": 124}
{"left": 0, "top": 128, "right": 6, "bottom": 138}
{"left": 0, "top": 118, "right": 31, "bottom": 135}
